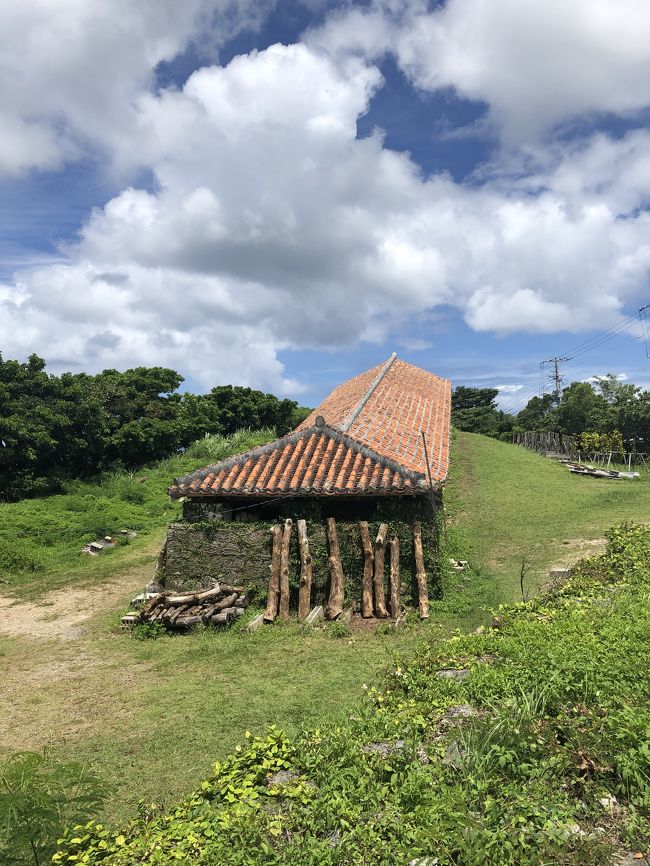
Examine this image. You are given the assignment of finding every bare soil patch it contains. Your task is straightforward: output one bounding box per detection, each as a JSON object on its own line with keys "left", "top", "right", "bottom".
{"left": 0, "top": 568, "right": 147, "bottom": 641}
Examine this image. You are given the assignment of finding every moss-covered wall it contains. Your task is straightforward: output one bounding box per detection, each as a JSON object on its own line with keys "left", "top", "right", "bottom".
{"left": 163, "top": 504, "right": 442, "bottom": 609}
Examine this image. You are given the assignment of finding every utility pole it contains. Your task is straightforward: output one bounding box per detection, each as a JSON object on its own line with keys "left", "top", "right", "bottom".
{"left": 640, "top": 304, "right": 650, "bottom": 358}
{"left": 541, "top": 356, "right": 572, "bottom": 404}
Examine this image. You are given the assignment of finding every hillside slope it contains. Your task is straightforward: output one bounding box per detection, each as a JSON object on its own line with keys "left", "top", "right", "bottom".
{"left": 447, "top": 432, "right": 650, "bottom": 600}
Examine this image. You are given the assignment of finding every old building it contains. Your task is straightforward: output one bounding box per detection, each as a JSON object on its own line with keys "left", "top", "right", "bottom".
{"left": 160, "top": 354, "right": 451, "bottom": 612}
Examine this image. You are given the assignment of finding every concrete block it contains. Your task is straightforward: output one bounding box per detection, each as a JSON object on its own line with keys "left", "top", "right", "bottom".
{"left": 305, "top": 605, "right": 324, "bottom": 626}
{"left": 246, "top": 613, "right": 265, "bottom": 633}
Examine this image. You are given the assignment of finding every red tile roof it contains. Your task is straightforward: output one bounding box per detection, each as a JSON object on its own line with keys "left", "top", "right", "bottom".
{"left": 170, "top": 354, "right": 451, "bottom": 499}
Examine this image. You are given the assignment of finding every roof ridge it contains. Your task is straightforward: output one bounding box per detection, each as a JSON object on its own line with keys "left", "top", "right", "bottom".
{"left": 340, "top": 352, "right": 397, "bottom": 433}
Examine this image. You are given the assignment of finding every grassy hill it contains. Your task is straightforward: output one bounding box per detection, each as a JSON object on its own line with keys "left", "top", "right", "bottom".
{"left": 0, "top": 430, "right": 648, "bottom": 850}
{"left": 448, "top": 432, "right": 650, "bottom": 600}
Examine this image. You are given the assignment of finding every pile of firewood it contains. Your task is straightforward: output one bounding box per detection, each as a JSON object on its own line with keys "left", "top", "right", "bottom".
{"left": 122, "top": 583, "right": 248, "bottom": 630}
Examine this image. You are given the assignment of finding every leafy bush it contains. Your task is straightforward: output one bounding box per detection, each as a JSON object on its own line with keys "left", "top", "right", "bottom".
{"left": 0, "top": 751, "right": 105, "bottom": 866}
{"left": 131, "top": 621, "right": 166, "bottom": 641}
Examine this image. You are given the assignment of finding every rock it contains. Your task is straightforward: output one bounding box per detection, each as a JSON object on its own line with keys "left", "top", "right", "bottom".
{"left": 599, "top": 793, "right": 617, "bottom": 811}
{"left": 437, "top": 704, "right": 480, "bottom": 729}
{"left": 435, "top": 669, "right": 470, "bottom": 681}
{"left": 266, "top": 769, "right": 300, "bottom": 786}
{"left": 442, "top": 741, "right": 468, "bottom": 768}
{"left": 362, "top": 740, "right": 405, "bottom": 756}
{"left": 327, "top": 829, "right": 341, "bottom": 848}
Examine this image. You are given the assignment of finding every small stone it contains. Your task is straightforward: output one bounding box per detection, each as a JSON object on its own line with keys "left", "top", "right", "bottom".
{"left": 599, "top": 793, "right": 617, "bottom": 811}
{"left": 327, "top": 829, "right": 341, "bottom": 848}
{"left": 362, "top": 740, "right": 406, "bottom": 756}
{"left": 442, "top": 741, "right": 467, "bottom": 768}
{"left": 436, "top": 669, "right": 470, "bottom": 681}
{"left": 266, "top": 769, "right": 299, "bottom": 786}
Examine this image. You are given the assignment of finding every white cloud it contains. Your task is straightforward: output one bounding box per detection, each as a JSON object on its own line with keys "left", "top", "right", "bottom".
{"left": 2, "top": 37, "right": 650, "bottom": 391}
{"left": 0, "top": 0, "right": 275, "bottom": 176}
{"left": 310, "top": 0, "right": 650, "bottom": 141}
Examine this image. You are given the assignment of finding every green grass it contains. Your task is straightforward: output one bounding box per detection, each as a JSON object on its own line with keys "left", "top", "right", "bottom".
{"left": 0, "top": 429, "right": 648, "bottom": 832}
{"left": 0, "top": 429, "right": 274, "bottom": 599}
{"left": 446, "top": 432, "right": 650, "bottom": 601}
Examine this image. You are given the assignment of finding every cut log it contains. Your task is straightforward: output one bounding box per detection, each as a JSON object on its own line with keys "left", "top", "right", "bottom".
{"left": 165, "top": 592, "right": 198, "bottom": 607}
{"left": 142, "top": 594, "right": 162, "bottom": 618}
{"left": 358, "top": 521, "right": 374, "bottom": 618}
{"left": 221, "top": 585, "right": 246, "bottom": 593}
{"left": 175, "top": 615, "right": 202, "bottom": 628}
{"left": 325, "top": 517, "right": 345, "bottom": 620}
{"left": 413, "top": 521, "right": 429, "bottom": 620}
{"left": 264, "top": 525, "right": 283, "bottom": 622}
{"left": 214, "top": 592, "right": 238, "bottom": 612}
{"left": 194, "top": 584, "right": 223, "bottom": 603}
{"left": 297, "top": 519, "right": 313, "bottom": 622}
{"left": 235, "top": 595, "right": 248, "bottom": 608}
{"left": 373, "top": 523, "right": 389, "bottom": 618}
{"left": 389, "top": 537, "right": 401, "bottom": 620}
{"left": 279, "top": 519, "right": 293, "bottom": 621}
{"left": 211, "top": 612, "right": 229, "bottom": 625}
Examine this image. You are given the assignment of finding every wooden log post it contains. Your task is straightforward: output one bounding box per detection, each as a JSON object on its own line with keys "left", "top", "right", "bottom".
{"left": 358, "top": 521, "right": 374, "bottom": 618}
{"left": 413, "top": 521, "right": 429, "bottom": 620}
{"left": 389, "top": 536, "right": 401, "bottom": 620}
{"left": 373, "top": 523, "right": 389, "bottom": 618}
{"left": 325, "top": 517, "right": 345, "bottom": 620}
{"left": 279, "top": 519, "right": 293, "bottom": 621}
{"left": 297, "top": 519, "right": 313, "bottom": 622}
{"left": 263, "top": 524, "right": 283, "bottom": 622}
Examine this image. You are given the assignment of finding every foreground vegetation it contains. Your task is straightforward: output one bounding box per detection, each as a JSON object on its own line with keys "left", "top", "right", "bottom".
{"left": 37, "top": 522, "right": 649, "bottom": 865}
{"left": 0, "top": 432, "right": 648, "bottom": 864}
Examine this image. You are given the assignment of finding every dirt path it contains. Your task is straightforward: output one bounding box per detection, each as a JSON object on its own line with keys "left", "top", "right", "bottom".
{"left": 0, "top": 567, "right": 149, "bottom": 641}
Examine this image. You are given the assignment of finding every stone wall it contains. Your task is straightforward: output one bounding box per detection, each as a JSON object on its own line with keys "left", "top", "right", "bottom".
{"left": 161, "top": 508, "right": 442, "bottom": 608}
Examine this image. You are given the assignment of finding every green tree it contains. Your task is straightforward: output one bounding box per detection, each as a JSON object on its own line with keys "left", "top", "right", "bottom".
{"left": 451, "top": 386, "right": 513, "bottom": 437}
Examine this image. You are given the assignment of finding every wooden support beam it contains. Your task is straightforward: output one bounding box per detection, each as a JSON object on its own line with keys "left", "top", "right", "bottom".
{"left": 325, "top": 517, "right": 345, "bottom": 620}
{"left": 373, "top": 523, "right": 389, "bottom": 618}
{"left": 297, "top": 519, "right": 313, "bottom": 622}
{"left": 358, "top": 521, "right": 374, "bottom": 618}
{"left": 413, "top": 521, "right": 429, "bottom": 620}
{"left": 389, "top": 536, "right": 401, "bottom": 620}
{"left": 263, "top": 524, "right": 283, "bottom": 622}
{"left": 279, "top": 518, "right": 293, "bottom": 621}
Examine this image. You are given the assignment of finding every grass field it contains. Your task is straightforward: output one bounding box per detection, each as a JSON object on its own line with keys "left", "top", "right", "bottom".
{"left": 0, "top": 431, "right": 647, "bottom": 822}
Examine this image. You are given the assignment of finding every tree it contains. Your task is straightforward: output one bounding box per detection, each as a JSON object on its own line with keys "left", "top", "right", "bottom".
{"left": 515, "top": 394, "right": 557, "bottom": 431}
{"left": 451, "top": 386, "right": 513, "bottom": 437}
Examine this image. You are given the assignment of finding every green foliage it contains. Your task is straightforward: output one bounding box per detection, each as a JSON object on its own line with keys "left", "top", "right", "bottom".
{"left": 0, "top": 353, "right": 309, "bottom": 502}
{"left": 53, "top": 524, "right": 650, "bottom": 864}
{"left": 515, "top": 374, "right": 650, "bottom": 447}
{"left": 131, "top": 621, "right": 166, "bottom": 641}
{"left": 578, "top": 430, "right": 625, "bottom": 455}
{"left": 325, "top": 620, "right": 351, "bottom": 639}
{"left": 0, "top": 751, "right": 105, "bottom": 866}
{"left": 451, "top": 386, "right": 513, "bottom": 438}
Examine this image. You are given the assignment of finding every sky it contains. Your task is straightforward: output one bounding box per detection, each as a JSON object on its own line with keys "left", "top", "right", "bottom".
{"left": 1, "top": 0, "right": 650, "bottom": 412}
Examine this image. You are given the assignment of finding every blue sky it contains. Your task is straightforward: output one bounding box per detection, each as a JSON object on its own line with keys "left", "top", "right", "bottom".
{"left": 1, "top": 0, "right": 649, "bottom": 411}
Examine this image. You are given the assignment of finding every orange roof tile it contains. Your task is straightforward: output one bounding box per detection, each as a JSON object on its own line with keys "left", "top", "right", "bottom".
{"left": 170, "top": 354, "right": 451, "bottom": 499}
